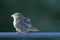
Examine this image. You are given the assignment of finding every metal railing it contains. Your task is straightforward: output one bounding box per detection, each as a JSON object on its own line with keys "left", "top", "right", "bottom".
{"left": 0, "top": 32, "right": 60, "bottom": 38}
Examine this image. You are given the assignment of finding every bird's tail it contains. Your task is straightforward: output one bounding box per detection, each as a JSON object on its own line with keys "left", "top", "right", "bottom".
{"left": 30, "top": 27, "right": 40, "bottom": 32}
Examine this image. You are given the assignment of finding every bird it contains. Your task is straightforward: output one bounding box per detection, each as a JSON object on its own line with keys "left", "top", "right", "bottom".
{"left": 11, "top": 12, "right": 39, "bottom": 33}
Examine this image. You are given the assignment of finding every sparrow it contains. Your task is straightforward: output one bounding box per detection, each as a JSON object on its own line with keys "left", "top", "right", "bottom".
{"left": 11, "top": 12, "right": 39, "bottom": 33}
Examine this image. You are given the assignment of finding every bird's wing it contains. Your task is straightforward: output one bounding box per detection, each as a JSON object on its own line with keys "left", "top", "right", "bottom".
{"left": 23, "top": 17, "right": 32, "bottom": 28}
{"left": 23, "top": 17, "right": 31, "bottom": 23}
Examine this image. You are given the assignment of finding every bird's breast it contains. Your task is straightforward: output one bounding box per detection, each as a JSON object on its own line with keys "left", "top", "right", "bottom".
{"left": 13, "top": 21, "right": 17, "bottom": 28}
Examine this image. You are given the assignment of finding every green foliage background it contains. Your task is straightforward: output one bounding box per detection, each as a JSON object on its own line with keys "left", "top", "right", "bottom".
{"left": 0, "top": 0, "right": 60, "bottom": 40}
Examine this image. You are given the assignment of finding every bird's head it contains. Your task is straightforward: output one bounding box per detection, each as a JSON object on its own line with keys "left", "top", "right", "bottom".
{"left": 11, "top": 13, "right": 21, "bottom": 19}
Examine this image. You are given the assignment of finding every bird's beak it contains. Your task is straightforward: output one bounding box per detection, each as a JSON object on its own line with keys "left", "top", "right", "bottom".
{"left": 11, "top": 15, "right": 13, "bottom": 17}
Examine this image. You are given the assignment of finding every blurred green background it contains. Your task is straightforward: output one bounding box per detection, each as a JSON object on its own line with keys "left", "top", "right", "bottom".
{"left": 0, "top": 0, "right": 60, "bottom": 40}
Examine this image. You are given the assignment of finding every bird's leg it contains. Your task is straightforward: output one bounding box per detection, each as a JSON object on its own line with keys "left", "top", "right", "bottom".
{"left": 16, "top": 28, "right": 22, "bottom": 34}
{"left": 24, "top": 29, "right": 30, "bottom": 33}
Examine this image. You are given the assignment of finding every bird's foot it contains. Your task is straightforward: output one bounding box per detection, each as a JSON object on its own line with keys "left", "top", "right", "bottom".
{"left": 16, "top": 32, "right": 25, "bottom": 34}
{"left": 16, "top": 31, "right": 21, "bottom": 33}
{"left": 23, "top": 31, "right": 30, "bottom": 34}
